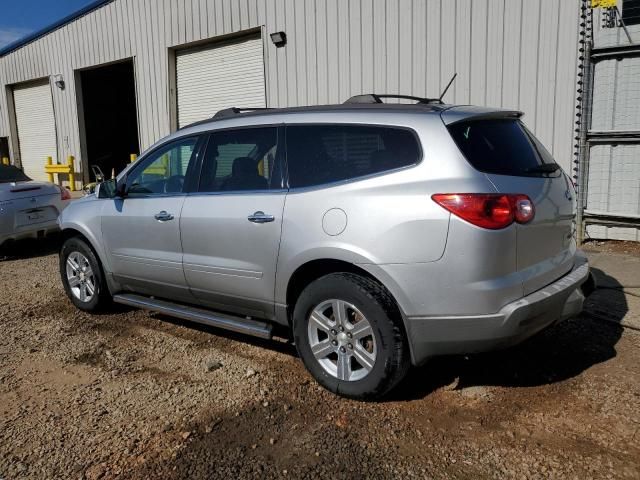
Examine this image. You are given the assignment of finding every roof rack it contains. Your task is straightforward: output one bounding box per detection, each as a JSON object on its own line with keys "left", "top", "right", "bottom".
{"left": 212, "top": 107, "right": 273, "bottom": 120}
{"left": 343, "top": 94, "right": 443, "bottom": 105}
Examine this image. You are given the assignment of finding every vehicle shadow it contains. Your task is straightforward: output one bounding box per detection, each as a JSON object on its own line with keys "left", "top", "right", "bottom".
{"left": 389, "top": 267, "right": 626, "bottom": 401}
{"left": 0, "top": 233, "right": 61, "bottom": 261}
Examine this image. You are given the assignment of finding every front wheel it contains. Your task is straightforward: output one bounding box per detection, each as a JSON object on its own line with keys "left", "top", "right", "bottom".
{"left": 293, "top": 273, "right": 410, "bottom": 400}
{"left": 60, "top": 236, "right": 110, "bottom": 312}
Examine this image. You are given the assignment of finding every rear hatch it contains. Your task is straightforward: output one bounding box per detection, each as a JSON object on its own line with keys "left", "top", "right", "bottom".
{"left": 442, "top": 108, "right": 576, "bottom": 295}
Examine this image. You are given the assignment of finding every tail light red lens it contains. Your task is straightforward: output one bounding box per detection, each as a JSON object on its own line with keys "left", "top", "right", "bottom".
{"left": 432, "top": 193, "right": 534, "bottom": 230}
{"left": 60, "top": 187, "right": 72, "bottom": 201}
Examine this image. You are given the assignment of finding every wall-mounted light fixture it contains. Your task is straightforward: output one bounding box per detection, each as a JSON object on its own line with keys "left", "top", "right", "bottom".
{"left": 270, "top": 31, "right": 287, "bottom": 48}
{"left": 53, "top": 74, "right": 65, "bottom": 90}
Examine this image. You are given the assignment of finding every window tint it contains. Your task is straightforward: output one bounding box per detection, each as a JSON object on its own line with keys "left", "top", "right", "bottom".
{"left": 286, "top": 125, "right": 420, "bottom": 188}
{"left": 127, "top": 136, "right": 199, "bottom": 196}
{"left": 447, "top": 119, "right": 558, "bottom": 177}
{"left": 198, "top": 127, "right": 280, "bottom": 192}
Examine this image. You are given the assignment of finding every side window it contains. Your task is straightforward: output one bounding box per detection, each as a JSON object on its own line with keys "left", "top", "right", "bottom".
{"left": 127, "top": 137, "right": 199, "bottom": 196}
{"left": 286, "top": 125, "right": 421, "bottom": 188}
{"left": 198, "top": 127, "right": 280, "bottom": 192}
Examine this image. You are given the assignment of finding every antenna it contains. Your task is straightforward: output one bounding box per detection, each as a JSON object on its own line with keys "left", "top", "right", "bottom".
{"left": 438, "top": 73, "right": 457, "bottom": 102}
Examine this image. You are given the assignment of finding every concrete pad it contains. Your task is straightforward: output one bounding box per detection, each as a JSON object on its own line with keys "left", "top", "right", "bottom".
{"left": 586, "top": 251, "right": 640, "bottom": 289}
{"left": 584, "top": 251, "right": 640, "bottom": 330}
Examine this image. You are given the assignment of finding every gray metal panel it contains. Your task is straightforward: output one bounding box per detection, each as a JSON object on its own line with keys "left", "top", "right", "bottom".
{"left": 0, "top": 0, "right": 581, "bottom": 177}
{"left": 592, "top": 7, "right": 640, "bottom": 48}
{"left": 586, "top": 140, "right": 640, "bottom": 242}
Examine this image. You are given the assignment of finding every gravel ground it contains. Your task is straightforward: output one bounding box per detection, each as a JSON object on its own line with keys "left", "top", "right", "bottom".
{"left": 1, "top": 239, "right": 639, "bottom": 479}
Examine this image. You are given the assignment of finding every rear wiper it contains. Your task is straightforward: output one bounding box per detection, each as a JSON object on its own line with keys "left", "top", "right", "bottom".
{"left": 525, "top": 163, "right": 559, "bottom": 174}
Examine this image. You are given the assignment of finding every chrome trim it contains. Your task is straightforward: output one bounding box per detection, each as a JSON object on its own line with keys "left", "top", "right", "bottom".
{"left": 113, "top": 293, "right": 273, "bottom": 339}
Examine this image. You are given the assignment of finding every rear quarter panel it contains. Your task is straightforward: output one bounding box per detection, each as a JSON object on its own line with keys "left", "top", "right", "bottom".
{"left": 275, "top": 112, "right": 495, "bottom": 307}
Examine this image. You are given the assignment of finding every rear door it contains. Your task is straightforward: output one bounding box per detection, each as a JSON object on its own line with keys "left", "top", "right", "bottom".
{"left": 101, "top": 135, "right": 204, "bottom": 302}
{"left": 445, "top": 115, "right": 576, "bottom": 295}
{"left": 180, "top": 126, "right": 286, "bottom": 319}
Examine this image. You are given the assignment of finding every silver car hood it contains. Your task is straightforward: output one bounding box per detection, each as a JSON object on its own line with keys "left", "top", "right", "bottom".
{"left": 0, "top": 180, "right": 60, "bottom": 201}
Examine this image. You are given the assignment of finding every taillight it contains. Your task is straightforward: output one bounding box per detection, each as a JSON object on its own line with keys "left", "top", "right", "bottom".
{"left": 60, "top": 187, "right": 72, "bottom": 201}
{"left": 511, "top": 194, "right": 535, "bottom": 223}
{"left": 432, "top": 193, "right": 534, "bottom": 230}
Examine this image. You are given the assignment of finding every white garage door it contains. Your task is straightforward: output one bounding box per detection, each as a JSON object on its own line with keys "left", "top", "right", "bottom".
{"left": 13, "top": 80, "right": 57, "bottom": 181}
{"left": 176, "top": 36, "right": 266, "bottom": 128}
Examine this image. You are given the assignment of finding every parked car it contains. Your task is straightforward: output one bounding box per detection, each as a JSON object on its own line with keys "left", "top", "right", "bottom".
{"left": 58, "top": 97, "right": 592, "bottom": 399}
{"left": 0, "top": 164, "right": 71, "bottom": 249}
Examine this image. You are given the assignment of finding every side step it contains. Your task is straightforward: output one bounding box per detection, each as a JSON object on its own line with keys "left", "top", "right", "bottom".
{"left": 113, "top": 293, "right": 273, "bottom": 339}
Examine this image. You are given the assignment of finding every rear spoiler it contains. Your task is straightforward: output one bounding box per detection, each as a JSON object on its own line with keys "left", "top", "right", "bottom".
{"left": 440, "top": 106, "right": 523, "bottom": 126}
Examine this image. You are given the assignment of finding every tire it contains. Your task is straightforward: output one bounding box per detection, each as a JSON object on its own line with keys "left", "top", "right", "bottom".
{"left": 293, "top": 272, "right": 410, "bottom": 400}
{"left": 59, "top": 236, "right": 110, "bottom": 312}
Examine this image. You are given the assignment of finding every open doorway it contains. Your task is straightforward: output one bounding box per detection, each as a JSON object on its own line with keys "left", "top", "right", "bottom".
{"left": 79, "top": 60, "right": 139, "bottom": 182}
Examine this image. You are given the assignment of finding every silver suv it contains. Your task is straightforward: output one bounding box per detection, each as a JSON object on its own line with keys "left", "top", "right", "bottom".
{"left": 59, "top": 97, "right": 591, "bottom": 399}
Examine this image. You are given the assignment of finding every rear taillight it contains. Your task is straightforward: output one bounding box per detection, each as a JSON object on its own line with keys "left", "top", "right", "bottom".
{"left": 60, "top": 187, "right": 72, "bottom": 201}
{"left": 432, "top": 193, "right": 535, "bottom": 230}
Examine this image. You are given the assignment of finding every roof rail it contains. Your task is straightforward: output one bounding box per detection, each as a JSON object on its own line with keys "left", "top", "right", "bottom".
{"left": 212, "top": 107, "right": 273, "bottom": 120}
{"left": 343, "top": 94, "right": 443, "bottom": 105}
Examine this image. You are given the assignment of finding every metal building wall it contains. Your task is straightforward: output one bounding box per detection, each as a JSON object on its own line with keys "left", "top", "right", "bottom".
{"left": 0, "top": 0, "right": 581, "bottom": 180}
{"left": 585, "top": 7, "right": 640, "bottom": 241}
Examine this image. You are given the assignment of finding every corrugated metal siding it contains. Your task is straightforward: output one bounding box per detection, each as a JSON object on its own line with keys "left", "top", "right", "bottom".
{"left": 593, "top": 7, "right": 640, "bottom": 48}
{"left": 591, "top": 57, "right": 640, "bottom": 131}
{"left": 0, "top": 0, "right": 581, "bottom": 178}
{"left": 587, "top": 144, "right": 640, "bottom": 216}
{"left": 587, "top": 9, "right": 640, "bottom": 240}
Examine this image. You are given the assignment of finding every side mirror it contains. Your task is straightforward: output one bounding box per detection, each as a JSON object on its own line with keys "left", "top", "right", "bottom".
{"left": 116, "top": 177, "right": 128, "bottom": 198}
{"left": 97, "top": 178, "right": 120, "bottom": 199}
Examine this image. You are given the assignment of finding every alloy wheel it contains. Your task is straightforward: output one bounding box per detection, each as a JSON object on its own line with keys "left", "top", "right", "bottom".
{"left": 65, "top": 251, "right": 96, "bottom": 303}
{"left": 307, "top": 299, "right": 377, "bottom": 381}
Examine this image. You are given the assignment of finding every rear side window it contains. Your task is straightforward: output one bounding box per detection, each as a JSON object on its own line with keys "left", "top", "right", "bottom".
{"left": 447, "top": 119, "right": 558, "bottom": 177}
{"left": 286, "top": 125, "right": 421, "bottom": 188}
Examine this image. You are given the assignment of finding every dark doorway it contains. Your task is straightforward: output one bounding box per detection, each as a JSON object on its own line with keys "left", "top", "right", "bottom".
{"left": 0, "top": 137, "right": 9, "bottom": 162}
{"left": 80, "top": 60, "right": 139, "bottom": 181}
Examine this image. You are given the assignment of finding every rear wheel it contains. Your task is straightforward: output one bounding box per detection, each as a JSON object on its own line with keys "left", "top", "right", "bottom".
{"left": 293, "top": 273, "right": 410, "bottom": 400}
{"left": 60, "top": 237, "right": 110, "bottom": 312}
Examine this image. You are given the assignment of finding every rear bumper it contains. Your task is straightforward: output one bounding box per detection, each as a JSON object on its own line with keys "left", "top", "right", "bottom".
{"left": 406, "top": 251, "right": 590, "bottom": 365}
{"left": 0, "top": 220, "right": 60, "bottom": 247}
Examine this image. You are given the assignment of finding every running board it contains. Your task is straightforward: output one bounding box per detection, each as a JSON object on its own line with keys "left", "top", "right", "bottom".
{"left": 113, "top": 293, "right": 273, "bottom": 339}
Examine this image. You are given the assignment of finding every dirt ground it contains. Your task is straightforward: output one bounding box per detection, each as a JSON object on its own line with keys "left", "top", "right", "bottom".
{"left": 1, "top": 240, "right": 639, "bottom": 479}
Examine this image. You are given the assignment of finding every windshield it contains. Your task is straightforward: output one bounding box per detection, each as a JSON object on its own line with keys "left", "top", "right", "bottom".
{"left": 447, "top": 119, "right": 559, "bottom": 177}
{"left": 0, "top": 164, "right": 31, "bottom": 183}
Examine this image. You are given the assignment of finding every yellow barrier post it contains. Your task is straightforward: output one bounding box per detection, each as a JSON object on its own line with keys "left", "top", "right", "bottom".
{"left": 44, "top": 155, "right": 76, "bottom": 191}
{"left": 1, "top": 157, "right": 9, "bottom": 166}
{"left": 130, "top": 153, "right": 137, "bottom": 163}
{"left": 46, "top": 156, "right": 54, "bottom": 183}
{"left": 67, "top": 156, "right": 76, "bottom": 191}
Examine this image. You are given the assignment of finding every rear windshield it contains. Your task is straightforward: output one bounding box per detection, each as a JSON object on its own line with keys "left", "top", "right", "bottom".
{"left": 447, "top": 119, "right": 559, "bottom": 177}
{"left": 0, "top": 164, "right": 31, "bottom": 183}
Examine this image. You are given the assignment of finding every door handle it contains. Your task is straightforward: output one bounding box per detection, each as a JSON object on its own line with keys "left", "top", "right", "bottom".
{"left": 247, "top": 211, "right": 275, "bottom": 223}
{"left": 154, "top": 210, "right": 174, "bottom": 221}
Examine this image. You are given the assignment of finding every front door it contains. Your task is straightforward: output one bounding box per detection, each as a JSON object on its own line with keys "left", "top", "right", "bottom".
{"left": 180, "top": 126, "right": 286, "bottom": 319}
{"left": 101, "top": 135, "right": 204, "bottom": 302}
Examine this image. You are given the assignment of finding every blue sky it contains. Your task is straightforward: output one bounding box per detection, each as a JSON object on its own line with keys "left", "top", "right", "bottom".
{"left": 0, "top": 0, "right": 96, "bottom": 49}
